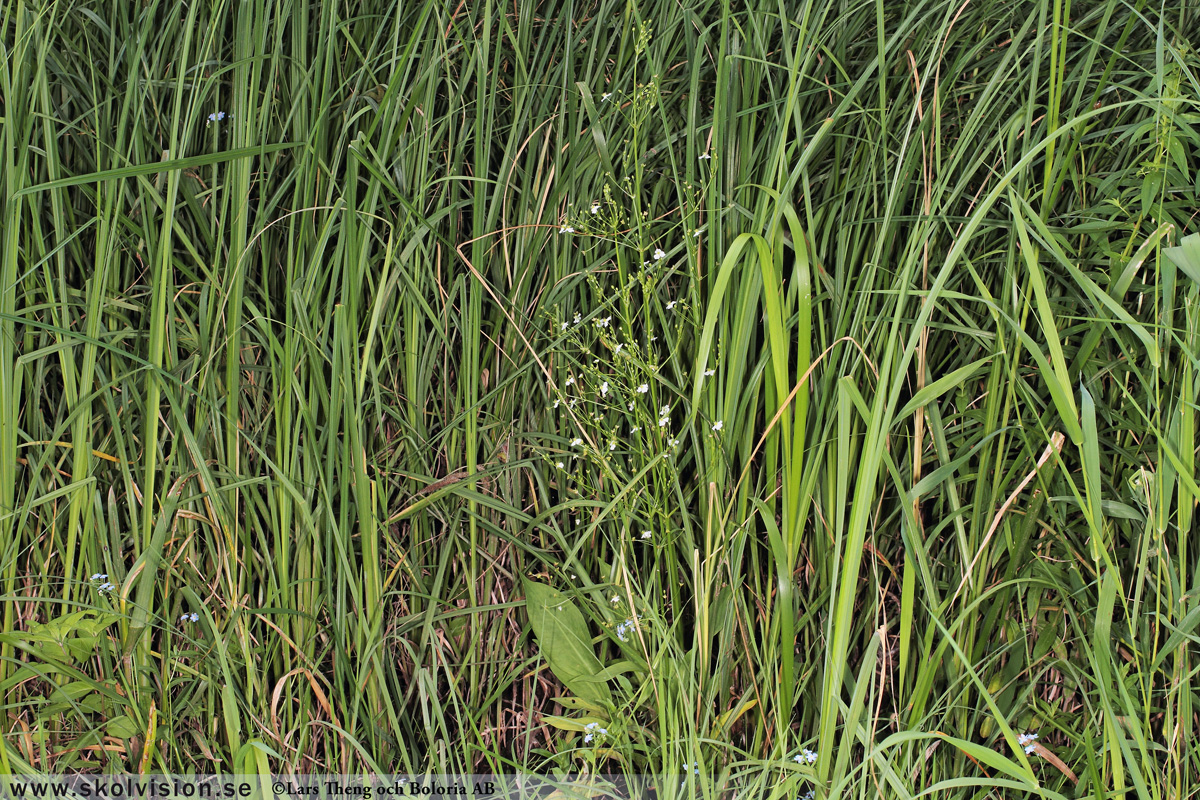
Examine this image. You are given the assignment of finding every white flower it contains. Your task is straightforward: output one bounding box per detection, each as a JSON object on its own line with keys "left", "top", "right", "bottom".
{"left": 569, "top": 398, "right": 577, "bottom": 407}
{"left": 573, "top": 312, "right": 581, "bottom": 324}
{"left": 704, "top": 369, "right": 715, "bottom": 376}
{"left": 630, "top": 425, "right": 639, "bottom": 432}
{"left": 637, "top": 384, "right": 649, "bottom": 393}
{"left": 609, "top": 441, "right": 616, "bottom": 451}
{"left": 641, "top": 531, "right": 652, "bottom": 539}
{"left": 611, "top": 595, "right": 620, "bottom": 604}
{"left": 565, "top": 375, "right": 575, "bottom": 385}
{"left": 660, "top": 405, "right": 670, "bottom": 415}
{"left": 556, "top": 461, "right": 565, "bottom": 469}
{"left": 712, "top": 420, "right": 723, "bottom": 431}
{"left": 649, "top": 335, "right": 657, "bottom": 342}
{"left": 600, "top": 381, "right": 609, "bottom": 396}
{"left": 559, "top": 226, "right": 574, "bottom": 234}
{"left": 601, "top": 93, "right": 612, "bottom": 102}
{"left": 653, "top": 248, "right": 666, "bottom": 260}
{"left": 561, "top": 322, "right": 568, "bottom": 330}
{"left": 666, "top": 300, "right": 677, "bottom": 310}
{"left": 597, "top": 316, "right": 611, "bottom": 327}
{"left": 658, "top": 417, "right": 669, "bottom": 427}
{"left": 693, "top": 230, "right": 701, "bottom": 238}
{"left": 699, "top": 152, "right": 711, "bottom": 160}
{"left": 553, "top": 399, "right": 560, "bottom": 409}
{"left": 628, "top": 403, "right": 635, "bottom": 411}
{"left": 613, "top": 343, "right": 623, "bottom": 353}
{"left": 667, "top": 438, "right": 678, "bottom": 447}
{"left": 570, "top": 438, "right": 583, "bottom": 447}
{"left": 591, "top": 202, "right": 600, "bottom": 213}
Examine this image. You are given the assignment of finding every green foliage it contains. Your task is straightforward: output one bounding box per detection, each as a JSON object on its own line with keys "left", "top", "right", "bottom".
{"left": 522, "top": 577, "right": 612, "bottom": 708}
{"left": 1, "top": 0, "right": 1200, "bottom": 795}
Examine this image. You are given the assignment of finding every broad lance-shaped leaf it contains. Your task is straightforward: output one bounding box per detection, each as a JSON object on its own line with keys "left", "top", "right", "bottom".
{"left": 1165, "top": 232, "right": 1200, "bottom": 286}
{"left": 521, "top": 577, "right": 612, "bottom": 707}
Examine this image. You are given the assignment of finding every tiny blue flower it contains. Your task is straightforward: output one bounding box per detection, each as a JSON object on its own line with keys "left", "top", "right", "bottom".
{"left": 793, "top": 748, "right": 818, "bottom": 764}
{"left": 90, "top": 573, "right": 107, "bottom": 582}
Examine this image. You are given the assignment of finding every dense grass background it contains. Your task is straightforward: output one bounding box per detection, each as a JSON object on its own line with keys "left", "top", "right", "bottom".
{"left": 3, "top": 0, "right": 1200, "bottom": 795}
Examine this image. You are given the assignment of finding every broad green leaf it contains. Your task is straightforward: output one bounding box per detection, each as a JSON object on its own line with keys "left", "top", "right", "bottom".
{"left": 522, "top": 577, "right": 612, "bottom": 707}
{"left": 1165, "top": 232, "right": 1200, "bottom": 285}
{"left": 106, "top": 715, "right": 140, "bottom": 739}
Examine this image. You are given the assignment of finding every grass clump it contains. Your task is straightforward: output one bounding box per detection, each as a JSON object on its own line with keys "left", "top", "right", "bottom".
{"left": 2, "top": 0, "right": 1200, "bottom": 796}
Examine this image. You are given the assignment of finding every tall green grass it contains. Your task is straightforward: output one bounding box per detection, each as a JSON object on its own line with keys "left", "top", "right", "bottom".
{"left": 2, "top": 0, "right": 1200, "bottom": 795}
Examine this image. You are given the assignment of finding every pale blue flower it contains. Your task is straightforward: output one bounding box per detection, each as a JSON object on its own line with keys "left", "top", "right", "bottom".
{"left": 793, "top": 748, "right": 818, "bottom": 764}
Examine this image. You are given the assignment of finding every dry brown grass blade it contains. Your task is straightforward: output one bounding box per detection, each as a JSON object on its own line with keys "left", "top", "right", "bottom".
{"left": 953, "top": 431, "right": 1066, "bottom": 602}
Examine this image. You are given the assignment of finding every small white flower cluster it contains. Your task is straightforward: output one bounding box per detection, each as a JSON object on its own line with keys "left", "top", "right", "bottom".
{"left": 560, "top": 225, "right": 575, "bottom": 234}
{"left": 90, "top": 573, "right": 115, "bottom": 593}
{"left": 583, "top": 721, "right": 608, "bottom": 744}
{"left": 615, "top": 618, "right": 634, "bottom": 641}
{"left": 793, "top": 748, "right": 818, "bottom": 764}
{"left": 1018, "top": 732, "right": 1038, "bottom": 754}
{"left": 179, "top": 612, "right": 199, "bottom": 623}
